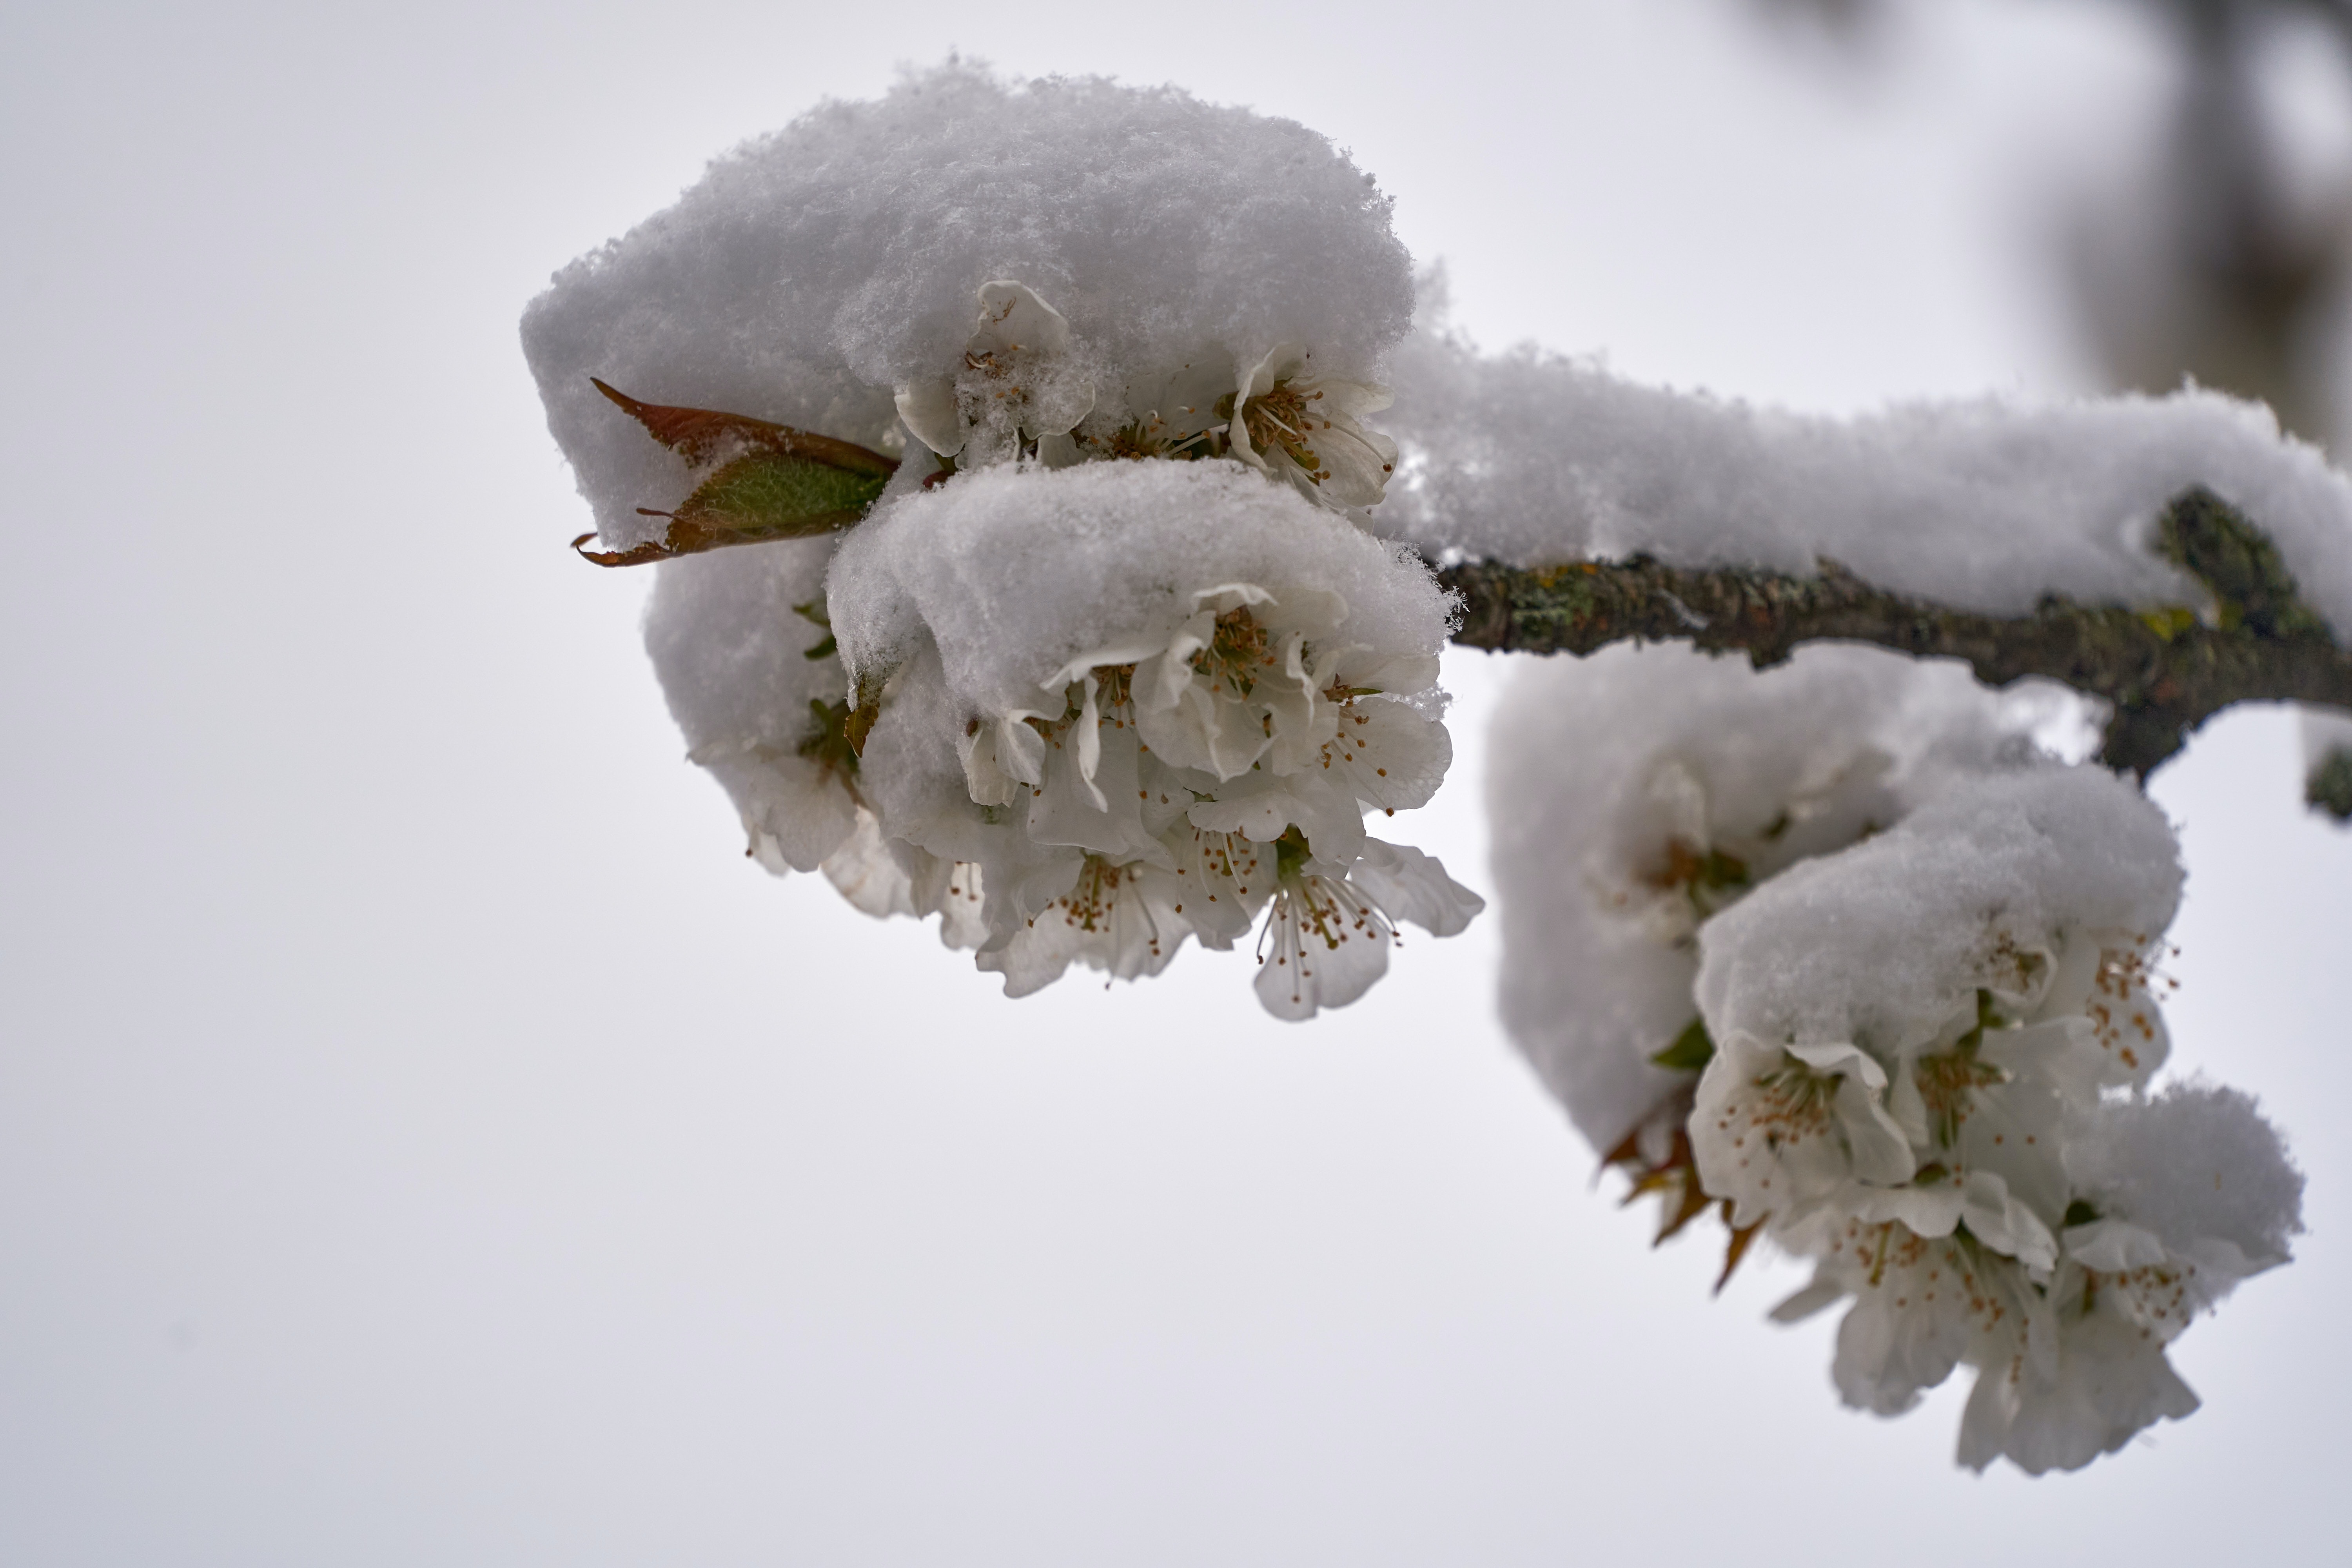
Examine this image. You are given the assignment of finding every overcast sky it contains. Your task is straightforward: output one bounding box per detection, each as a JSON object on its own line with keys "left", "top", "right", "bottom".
{"left": 2, "top": 0, "right": 2346, "bottom": 1562}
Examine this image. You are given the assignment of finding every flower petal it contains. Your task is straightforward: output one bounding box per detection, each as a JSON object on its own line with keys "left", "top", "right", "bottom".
{"left": 894, "top": 377, "right": 964, "bottom": 456}
{"left": 1347, "top": 838, "right": 1484, "bottom": 936}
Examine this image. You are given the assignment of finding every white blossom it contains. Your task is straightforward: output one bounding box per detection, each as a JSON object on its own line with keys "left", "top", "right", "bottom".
{"left": 2024, "top": 929, "right": 2174, "bottom": 1088}
{"left": 1744, "top": 940, "right": 2301, "bottom": 1472}
{"left": 1228, "top": 344, "right": 1399, "bottom": 510}
{"left": 1252, "top": 834, "right": 1481, "bottom": 1020}
{"left": 895, "top": 281, "right": 1098, "bottom": 468}
{"left": 1690, "top": 1033, "right": 1915, "bottom": 1229}
{"left": 1345, "top": 838, "right": 1485, "bottom": 939}
{"left": 1955, "top": 1274, "right": 2201, "bottom": 1476}
{"left": 1772, "top": 1217, "right": 2046, "bottom": 1418}
{"left": 1253, "top": 842, "right": 1395, "bottom": 1021}
{"left": 1127, "top": 583, "right": 1326, "bottom": 781}
{"left": 974, "top": 851, "right": 1192, "bottom": 996}
{"left": 1885, "top": 1002, "right": 2105, "bottom": 1228}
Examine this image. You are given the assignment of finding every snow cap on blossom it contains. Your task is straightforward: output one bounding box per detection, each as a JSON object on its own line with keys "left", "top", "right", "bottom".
{"left": 826, "top": 459, "right": 1475, "bottom": 1013}
{"left": 1693, "top": 765, "right": 2183, "bottom": 1069}
{"left": 521, "top": 62, "right": 1415, "bottom": 551}
{"left": 828, "top": 461, "right": 1451, "bottom": 739}
{"left": 1688, "top": 764, "right": 2182, "bottom": 1257}
{"left": 2064, "top": 1080, "right": 2304, "bottom": 1288}
{"left": 1484, "top": 640, "right": 2050, "bottom": 1155}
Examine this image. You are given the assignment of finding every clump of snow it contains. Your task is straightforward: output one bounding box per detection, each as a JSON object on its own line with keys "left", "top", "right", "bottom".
{"left": 1694, "top": 766, "right": 2183, "bottom": 1058}
{"left": 1485, "top": 641, "right": 2037, "bottom": 1153}
{"left": 2068, "top": 1080, "right": 2305, "bottom": 1276}
{"left": 523, "top": 62, "right": 1413, "bottom": 550}
{"left": 829, "top": 461, "right": 1451, "bottom": 723}
{"left": 1383, "top": 290, "right": 2352, "bottom": 637}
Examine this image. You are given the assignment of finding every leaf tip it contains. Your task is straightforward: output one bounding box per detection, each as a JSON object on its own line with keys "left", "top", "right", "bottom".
{"left": 571, "top": 530, "right": 656, "bottom": 568}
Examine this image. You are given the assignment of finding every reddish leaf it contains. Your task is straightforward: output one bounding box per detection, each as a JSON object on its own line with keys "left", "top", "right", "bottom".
{"left": 591, "top": 378, "right": 899, "bottom": 478}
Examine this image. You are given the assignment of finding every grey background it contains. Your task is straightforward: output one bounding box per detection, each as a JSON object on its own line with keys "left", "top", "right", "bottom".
{"left": 2, "top": 0, "right": 2343, "bottom": 1561}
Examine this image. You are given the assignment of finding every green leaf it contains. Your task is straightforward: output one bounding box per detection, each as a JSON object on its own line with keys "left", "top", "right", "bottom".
{"left": 681, "top": 450, "right": 884, "bottom": 534}
{"left": 1651, "top": 1017, "right": 1716, "bottom": 1073}
{"left": 1697, "top": 848, "right": 1749, "bottom": 891}
{"left": 844, "top": 696, "right": 881, "bottom": 757}
{"left": 797, "top": 698, "right": 862, "bottom": 782}
{"left": 576, "top": 450, "right": 889, "bottom": 566}
{"left": 788, "top": 599, "right": 839, "bottom": 659}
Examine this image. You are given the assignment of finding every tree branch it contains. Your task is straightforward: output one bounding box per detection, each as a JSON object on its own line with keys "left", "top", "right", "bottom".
{"left": 1437, "top": 487, "right": 2352, "bottom": 777}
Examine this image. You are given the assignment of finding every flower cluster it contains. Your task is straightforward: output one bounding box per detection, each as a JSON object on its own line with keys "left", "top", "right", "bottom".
{"left": 528, "top": 68, "right": 1465, "bottom": 1015}
{"left": 827, "top": 457, "right": 1477, "bottom": 1015}
{"left": 1691, "top": 769, "right": 2300, "bottom": 1472}
{"left": 898, "top": 282, "right": 1399, "bottom": 515}
{"left": 1488, "top": 647, "right": 2303, "bottom": 1474}
{"left": 1488, "top": 641, "right": 2030, "bottom": 1163}
{"left": 533, "top": 68, "right": 2308, "bottom": 1477}
{"left": 644, "top": 397, "right": 1475, "bottom": 1016}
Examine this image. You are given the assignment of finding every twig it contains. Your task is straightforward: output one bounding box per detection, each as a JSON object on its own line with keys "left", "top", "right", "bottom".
{"left": 1439, "top": 487, "right": 2352, "bottom": 776}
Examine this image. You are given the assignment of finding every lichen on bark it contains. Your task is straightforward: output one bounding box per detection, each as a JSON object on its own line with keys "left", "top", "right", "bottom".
{"left": 2308, "top": 746, "right": 2352, "bottom": 821}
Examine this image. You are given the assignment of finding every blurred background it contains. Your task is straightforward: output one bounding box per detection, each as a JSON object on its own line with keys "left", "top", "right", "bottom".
{"left": 3, "top": 0, "right": 2347, "bottom": 1561}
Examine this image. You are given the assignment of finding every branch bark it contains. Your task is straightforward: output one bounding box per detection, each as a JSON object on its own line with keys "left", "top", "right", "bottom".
{"left": 1437, "top": 487, "right": 2352, "bottom": 776}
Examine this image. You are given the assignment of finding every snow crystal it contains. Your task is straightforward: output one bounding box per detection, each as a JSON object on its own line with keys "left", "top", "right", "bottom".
{"left": 1485, "top": 641, "right": 2037, "bottom": 1152}
{"left": 1383, "top": 294, "right": 2352, "bottom": 638}
{"left": 1694, "top": 766, "right": 2183, "bottom": 1058}
{"left": 523, "top": 63, "right": 1413, "bottom": 550}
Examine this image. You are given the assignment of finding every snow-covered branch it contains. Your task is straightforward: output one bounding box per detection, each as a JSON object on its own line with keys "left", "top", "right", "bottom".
{"left": 1441, "top": 486, "right": 2352, "bottom": 775}
{"left": 524, "top": 64, "right": 2320, "bottom": 1478}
